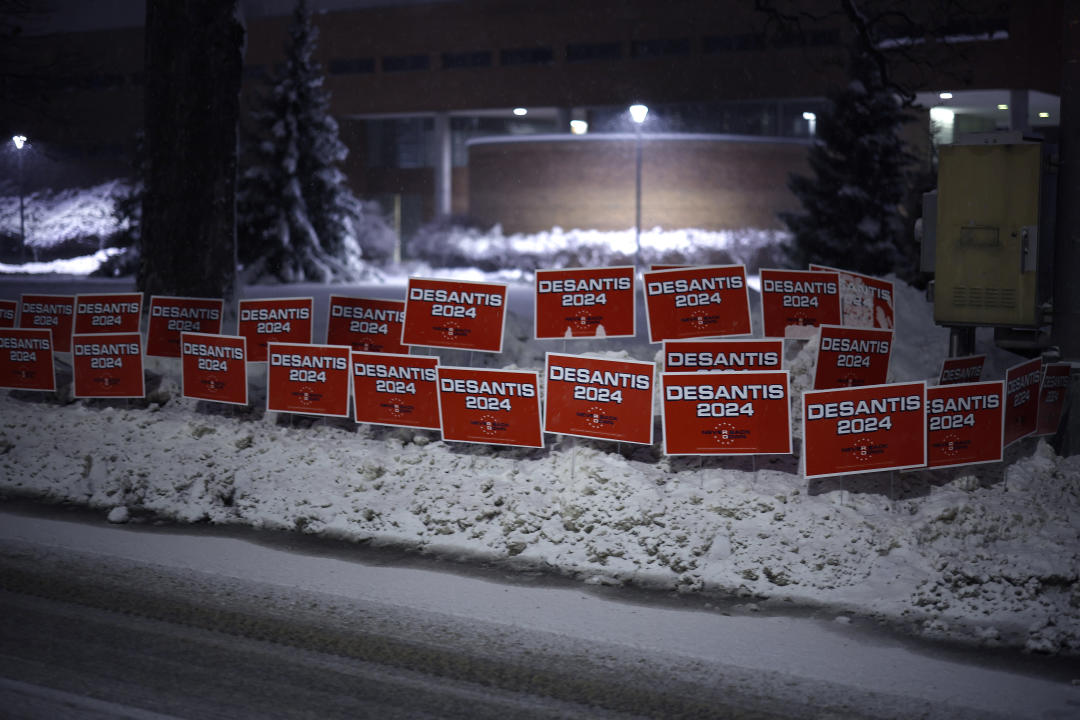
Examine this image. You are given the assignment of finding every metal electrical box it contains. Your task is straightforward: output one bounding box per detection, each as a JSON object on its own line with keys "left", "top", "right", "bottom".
{"left": 934, "top": 138, "right": 1049, "bottom": 327}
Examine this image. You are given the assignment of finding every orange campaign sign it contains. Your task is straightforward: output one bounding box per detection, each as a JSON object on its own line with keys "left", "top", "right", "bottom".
{"left": 663, "top": 338, "right": 783, "bottom": 372}
{"left": 1036, "top": 362, "right": 1071, "bottom": 437}
{"left": 643, "top": 265, "right": 751, "bottom": 343}
{"left": 534, "top": 266, "right": 636, "bottom": 339}
{"left": 759, "top": 268, "right": 842, "bottom": 339}
{"left": 543, "top": 353, "right": 654, "bottom": 445}
{"left": 403, "top": 278, "right": 507, "bottom": 353}
{"left": 803, "top": 381, "right": 926, "bottom": 478}
{"left": 238, "top": 297, "right": 313, "bottom": 363}
{"left": 810, "top": 265, "right": 894, "bottom": 330}
{"left": 926, "top": 381, "right": 1004, "bottom": 468}
{"left": 72, "top": 332, "right": 145, "bottom": 398}
{"left": 146, "top": 296, "right": 225, "bottom": 358}
{"left": 0, "top": 328, "right": 55, "bottom": 391}
{"left": 938, "top": 354, "right": 985, "bottom": 385}
{"left": 19, "top": 294, "right": 75, "bottom": 352}
{"left": 813, "top": 324, "right": 893, "bottom": 389}
{"left": 327, "top": 296, "right": 408, "bottom": 354}
{"left": 1004, "top": 357, "right": 1042, "bottom": 447}
{"left": 437, "top": 367, "right": 543, "bottom": 447}
{"left": 266, "top": 342, "right": 351, "bottom": 417}
{"left": 661, "top": 370, "right": 791, "bottom": 455}
{"left": 0, "top": 300, "right": 16, "bottom": 328}
{"left": 180, "top": 332, "right": 248, "bottom": 406}
{"left": 351, "top": 352, "right": 440, "bottom": 430}
{"left": 74, "top": 292, "right": 142, "bottom": 334}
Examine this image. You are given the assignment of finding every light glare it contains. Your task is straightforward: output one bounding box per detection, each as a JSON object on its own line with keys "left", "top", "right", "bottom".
{"left": 512, "top": 107, "right": 527, "bottom": 116}
{"left": 1038, "top": 111, "right": 1050, "bottom": 118}
{"left": 629, "top": 104, "right": 648, "bottom": 124}
{"left": 12, "top": 135, "right": 26, "bottom": 150}
{"left": 570, "top": 119, "right": 588, "bottom": 134}
{"left": 939, "top": 92, "right": 953, "bottom": 100}
{"left": 997, "top": 104, "right": 1008, "bottom": 110}
{"left": 802, "top": 112, "right": 816, "bottom": 121}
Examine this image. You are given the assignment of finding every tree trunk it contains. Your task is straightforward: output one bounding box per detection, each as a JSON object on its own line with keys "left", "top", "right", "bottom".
{"left": 139, "top": 1, "right": 243, "bottom": 300}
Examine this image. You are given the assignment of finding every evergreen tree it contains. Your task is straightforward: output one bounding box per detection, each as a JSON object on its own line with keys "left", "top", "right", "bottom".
{"left": 780, "top": 33, "right": 915, "bottom": 279}
{"left": 237, "top": 0, "right": 370, "bottom": 283}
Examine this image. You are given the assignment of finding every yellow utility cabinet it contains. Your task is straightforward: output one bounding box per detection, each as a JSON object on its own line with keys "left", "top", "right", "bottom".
{"left": 934, "top": 141, "right": 1043, "bottom": 327}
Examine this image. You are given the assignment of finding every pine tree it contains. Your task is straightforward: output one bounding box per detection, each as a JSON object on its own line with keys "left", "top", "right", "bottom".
{"left": 237, "top": 0, "right": 371, "bottom": 283}
{"left": 780, "top": 33, "right": 915, "bottom": 279}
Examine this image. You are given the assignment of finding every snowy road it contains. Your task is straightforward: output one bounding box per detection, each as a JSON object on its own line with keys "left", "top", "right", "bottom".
{"left": 1, "top": 507, "right": 1077, "bottom": 719}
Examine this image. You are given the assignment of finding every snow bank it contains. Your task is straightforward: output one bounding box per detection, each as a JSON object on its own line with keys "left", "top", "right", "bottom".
{"left": 1, "top": 276, "right": 1077, "bottom": 656}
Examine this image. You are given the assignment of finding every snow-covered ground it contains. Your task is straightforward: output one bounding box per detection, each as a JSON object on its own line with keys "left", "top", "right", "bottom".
{"left": 1, "top": 265, "right": 1078, "bottom": 658}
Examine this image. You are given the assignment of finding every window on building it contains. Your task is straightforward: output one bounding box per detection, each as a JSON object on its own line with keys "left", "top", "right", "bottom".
{"left": 365, "top": 117, "right": 434, "bottom": 168}
{"left": 500, "top": 46, "right": 554, "bottom": 66}
{"left": 330, "top": 57, "right": 375, "bottom": 75}
{"left": 566, "top": 41, "right": 622, "bottom": 62}
{"left": 442, "top": 50, "right": 493, "bottom": 69}
{"left": 382, "top": 54, "right": 430, "bottom": 73}
{"left": 631, "top": 38, "right": 691, "bottom": 59}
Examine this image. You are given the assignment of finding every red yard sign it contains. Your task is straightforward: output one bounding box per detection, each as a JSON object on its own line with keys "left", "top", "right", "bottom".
{"left": 180, "top": 332, "right": 248, "bottom": 406}
{"left": 403, "top": 278, "right": 507, "bottom": 353}
{"left": 0, "top": 300, "right": 16, "bottom": 328}
{"left": 534, "top": 266, "right": 636, "bottom": 339}
{"left": 327, "top": 296, "right": 408, "bottom": 354}
{"left": 938, "top": 354, "right": 985, "bottom": 385}
{"left": 810, "top": 265, "right": 894, "bottom": 330}
{"left": 19, "top": 294, "right": 75, "bottom": 352}
{"left": 814, "top": 324, "right": 893, "bottom": 389}
{"left": 237, "top": 297, "right": 313, "bottom": 363}
{"left": 661, "top": 370, "right": 791, "bottom": 455}
{"left": 1036, "top": 362, "right": 1072, "bottom": 437}
{"left": 351, "top": 352, "right": 440, "bottom": 430}
{"left": 146, "top": 296, "right": 225, "bottom": 358}
{"left": 643, "top": 265, "right": 751, "bottom": 343}
{"left": 663, "top": 338, "right": 783, "bottom": 372}
{"left": 543, "top": 353, "right": 654, "bottom": 445}
{"left": 926, "top": 381, "right": 1004, "bottom": 468}
{"left": 74, "top": 292, "right": 142, "bottom": 334}
{"left": 803, "top": 381, "right": 926, "bottom": 478}
{"left": 437, "top": 367, "right": 542, "bottom": 447}
{"left": 266, "top": 342, "right": 351, "bottom": 417}
{"left": 759, "top": 268, "right": 842, "bottom": 339}
{"left": 0, "top": 328, "right": 55, "bottom": 391}
{"left": 1004, "top": 357, "right": 1042, "bottom": 447}
{"left": 72, "top": 332, "right": 144, "bottom": 398}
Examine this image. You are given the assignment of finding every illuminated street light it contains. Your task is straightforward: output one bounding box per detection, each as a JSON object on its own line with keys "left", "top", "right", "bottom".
{"left": 11, "top": 135, "right": 28, "bottom": 261}
{"left": 569, "top": 119, "right": 588, "bottom": 134}
{"left": 629, "top": 104, "right": 649, "bottom": 124}
{"left": 997, "top": 104, "right": 1009, "bottom": 110}
{"left": 512, "top": 107, "right": 527, "bottom": 116}
{"left": 802, "top": 111, "right": 817, "bottom": 136}
{"left": 939, "top": 92, "right": 953, "bottom": 100}
{"left": 12, "top": 134, "right": 26, "bottom": 150}
{"left": 629, "top": 105, "right": 649, "bottom": 268}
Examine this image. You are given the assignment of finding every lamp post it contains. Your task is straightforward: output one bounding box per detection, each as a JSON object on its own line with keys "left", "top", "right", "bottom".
{"left": 12, "top": 135, "right": 27, "bottom": 262}
{"left": 629, "top": 104, "right": 648, "bottom": 269}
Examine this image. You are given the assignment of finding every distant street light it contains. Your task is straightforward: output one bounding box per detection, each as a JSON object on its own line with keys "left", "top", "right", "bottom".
{"left": 630, "top": 104, "right": 648, "bottom": 269}
{"left": 12, "top": 135, "right": 28, "bottom": 262}
{"left": 802, "top": 111, "right": 817, "bottom": 136}
{"left": 512, "top": 107, "right": 528, "bottom": 116}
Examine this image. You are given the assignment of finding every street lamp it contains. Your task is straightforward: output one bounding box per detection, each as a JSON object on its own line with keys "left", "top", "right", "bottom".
{"left": 11, "top": 135, "right": 28, "bottom": 262}
{"left": 629, "top": 104, "right": 648, "bottom": 269}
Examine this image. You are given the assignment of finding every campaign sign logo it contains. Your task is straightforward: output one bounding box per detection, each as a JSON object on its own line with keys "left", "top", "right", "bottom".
{"left": 437, "top": 367, "right": 542, "bottom": 448}
{"left": 544, "top": 353, "right": 654, "bottom": 445}
{"left": 662, "top": 370, "right": 791, "bottom": 455}
{"left": 0, "top": 328, "right": 55, "bottom": 391}
{"left": 147, "top": 296, "right": 225, "bottom": 358}
{"left": 926, "top": 381, "right": 1004, "bottom": 468}
{"left": 810, "top": 264, "right": 894, "bottom": 329}
{"left": 1004, "top": 357, "right": 1042, "bottom": 447}
{"left": 180, "top": 332, "right": 248, "bottom": 406}
{"left": 534, "top": 266, "right": 635, "bottom": 340}
{"left": 352, "top": 352, "right": 440, "bottom": 430}
{"left": 74, "top": 293, "right": 142, "bottom": 335}
{"left": 643, "top": 265, "right": 751, "bottom": 343}
{"left": 72, "top": 332, "right": 145, "bottom": 398}
{"left": 20, "top": 295, "right": 75, "bottom": 352}
{"left": 266, "top": 342, "right": 350, "bottom": 417}
{"left": 327, "top": 296, "right": 408, "bottom": 354}
{"left": 803, "top": 381, "right": 926, "bottom": 478}
{"left": 938, "top": 354, "right": 985, "bottom": 385}
{"left": 403, "top": 278, "right": 507, "bottom": 353}
{"left": 1036, "top": 362, "right": 1071, "bottom": 437}
{"left": 0, "top": 300, "right": 16, "bottom": 328}
{"left": 663, "top": 338, "right": 783, "bottom": 372}
{"left": 759, "top": 269, "right": 841, "bottom": 339}
{"left": 238, "top": 297, "right": 313, "bottom": 363}
{"left": 813, "top": 325, "right": 893, "bottom": 389}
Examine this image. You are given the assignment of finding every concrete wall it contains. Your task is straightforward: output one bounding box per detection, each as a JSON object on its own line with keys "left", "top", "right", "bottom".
{"left": 467, "top": 135, "right": 811, "bottom": 233}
